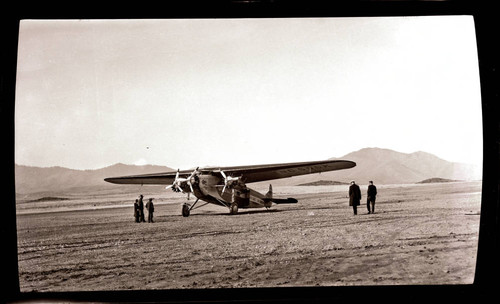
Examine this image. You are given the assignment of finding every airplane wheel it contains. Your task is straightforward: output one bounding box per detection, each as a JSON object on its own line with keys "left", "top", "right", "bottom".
{"left": 182, "top": 203, "right": 190, "bottom": 217}
{"left": 229, "top": 203, "right": 238, "bottom": 215}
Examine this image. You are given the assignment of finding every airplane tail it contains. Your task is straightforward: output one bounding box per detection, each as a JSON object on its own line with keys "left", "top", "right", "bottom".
{"left": 266, "top": 184, "right": 273, "bottom": 199}
{"left": 264, "top": 184, "right": 298, "bottom": 204}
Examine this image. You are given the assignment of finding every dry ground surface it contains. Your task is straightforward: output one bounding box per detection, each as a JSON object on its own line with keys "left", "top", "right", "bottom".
{"left": 16, "top": 181, "right": 481, "bottom": 292}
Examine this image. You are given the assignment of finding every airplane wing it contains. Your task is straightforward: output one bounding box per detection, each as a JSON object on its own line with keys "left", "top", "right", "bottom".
{"left": 201, "top": 159, "right": 356, "bottom": 183}
{"left": 104, "top": 170, "right": 187, "bottom": 185}
{"left": 104, "top": 160, "right": 355, "bottom": 185}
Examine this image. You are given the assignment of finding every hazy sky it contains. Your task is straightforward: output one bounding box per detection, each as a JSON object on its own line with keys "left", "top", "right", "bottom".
{"left": 15, "top": 16, "right": 482, "bottom": 170}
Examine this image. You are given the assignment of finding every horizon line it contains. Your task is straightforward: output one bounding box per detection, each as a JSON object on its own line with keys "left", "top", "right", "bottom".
{"left": 14, "top": 147, "right": 481, "bottom": 171}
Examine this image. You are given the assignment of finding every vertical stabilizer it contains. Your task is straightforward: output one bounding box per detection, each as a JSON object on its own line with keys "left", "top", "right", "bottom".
{"left": 266, "top": 184, "right": 273, "bottom": 199}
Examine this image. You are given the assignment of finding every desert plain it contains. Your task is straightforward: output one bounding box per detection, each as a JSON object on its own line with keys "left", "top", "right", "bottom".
{"left": 16, "top": 181, "right": 481, "bottom": 292}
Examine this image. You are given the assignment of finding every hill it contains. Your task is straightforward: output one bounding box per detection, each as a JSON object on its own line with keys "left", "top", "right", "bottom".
{"left": 266, "top": 147, "right": 481, "bottom": 187}
{"left": 15, "top": 163, "right": 173, "bottom": 196}
{"left": 328, "top": 148, "right": 481, "bottom": 185}
{"left": 297, "top": 180, "right": 349, "bottom": 186}
{"left": 417, "top": 178, "right": 460, "bottom": 184}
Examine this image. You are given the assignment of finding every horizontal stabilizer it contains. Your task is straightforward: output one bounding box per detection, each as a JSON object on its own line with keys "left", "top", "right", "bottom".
{"left": 264, "top": 198, "right": 298, "bottom": 204}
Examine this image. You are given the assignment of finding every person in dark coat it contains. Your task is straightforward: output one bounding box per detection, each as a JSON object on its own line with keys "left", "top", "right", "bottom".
{"left": 367, "top": 181, "right": 378, "bottom": 214}
{"left": 349, "top": 180, "right": 361, "bottom": 215}
{"left": 133, "top": 199, "right": 140, "bottom": 223}
{"left": 138, "top": 195, "right": 146, "bottom": 222}
{"left": 145, "top": 198, "right": 155, "bottom": 223}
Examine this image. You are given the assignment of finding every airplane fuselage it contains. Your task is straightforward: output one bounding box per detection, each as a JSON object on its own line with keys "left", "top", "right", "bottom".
{"left": 181, "top": 173, "right": 270, "bottom": 209}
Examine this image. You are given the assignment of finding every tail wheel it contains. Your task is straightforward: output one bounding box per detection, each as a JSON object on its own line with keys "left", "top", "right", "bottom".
{"left": 182, "top": 203, "right": 191, "bottom": 217}
{"left": 229, "top": 203, "right": 238, "bottom": 215}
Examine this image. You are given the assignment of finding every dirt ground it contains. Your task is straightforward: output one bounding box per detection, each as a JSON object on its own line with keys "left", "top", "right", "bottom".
{"left": 16, "top": 181, "right": 481, "bottom": 292}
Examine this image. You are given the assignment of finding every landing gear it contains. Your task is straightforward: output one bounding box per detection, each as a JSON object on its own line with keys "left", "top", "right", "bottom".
{"left": 230, "top": 203, "right": 238, "bottom": 215}
{"left": 182, "top": 203, "right": 191, "bottom": 217}
{"left": 181, "top": 198, "right": 208, "bottom": 217}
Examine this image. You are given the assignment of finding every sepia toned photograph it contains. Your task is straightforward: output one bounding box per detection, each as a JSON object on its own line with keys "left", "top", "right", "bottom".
{"left": 14, "top": 16, "right": 483, "bottom": 295}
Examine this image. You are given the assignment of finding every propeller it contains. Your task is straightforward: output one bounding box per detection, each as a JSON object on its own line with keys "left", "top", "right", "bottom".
{"left": 165, "top": 169, "right": 182, "bottom": 192}
{"left": 185, "top": 169, "right": 198, "bottom": 193}
{"left": 166, "top": 168, "right": 198, "bottom": 194}
{"left": 220, "top": 170, "right": 240, "bottom": 194}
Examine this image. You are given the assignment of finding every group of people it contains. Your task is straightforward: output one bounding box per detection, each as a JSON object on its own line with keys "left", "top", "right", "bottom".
{"left": 134, "top": 194, "right": 155, "bottom": 223}
{"left": 348, "top": 180, "right": 377, "bottom": 215}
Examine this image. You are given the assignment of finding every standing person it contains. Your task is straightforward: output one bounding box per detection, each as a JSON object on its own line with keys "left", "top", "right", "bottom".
{"left": 145, "top": 198, "right": 155, "bottom": 223}
{"left": 133, "top": 199, "right": 140, "bottom": 223}
{"left": 138, "top": 195, "right": 146, "bottom": 222}
{"left": 349, "top": 180, "right": 361, "bottom": 215}
{"left": 367, "top": 181, "right": 377, "bottom": 214}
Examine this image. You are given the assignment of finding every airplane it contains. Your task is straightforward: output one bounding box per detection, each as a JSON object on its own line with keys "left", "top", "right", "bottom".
{"left": 104, "top": 159, "right": 356, "bottom": 217}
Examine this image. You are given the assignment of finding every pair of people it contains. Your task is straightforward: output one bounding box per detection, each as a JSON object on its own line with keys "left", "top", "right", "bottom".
{"left": 349, "top": 181, "right": 377, "bottom": 215}
{"left": 134, "top": 195, "right": 155, "bottom": 223}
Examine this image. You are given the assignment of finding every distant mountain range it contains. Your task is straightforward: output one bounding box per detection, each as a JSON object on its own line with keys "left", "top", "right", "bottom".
{"left": 329, "top": 147, "right": 482, "bottom": 185}
{"left": 15, "top": 163, "right": 173, "bottom": 196}
{"left": 14, "top": 148, "right": 482, "bottom": 196}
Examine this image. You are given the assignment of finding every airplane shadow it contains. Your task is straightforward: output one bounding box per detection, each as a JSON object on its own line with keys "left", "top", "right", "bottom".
{"left": 181, "top": 204, "right": 348, "bottom": 217}
{"left": 186, "top": 208, "right": 282, "bottom": 217}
